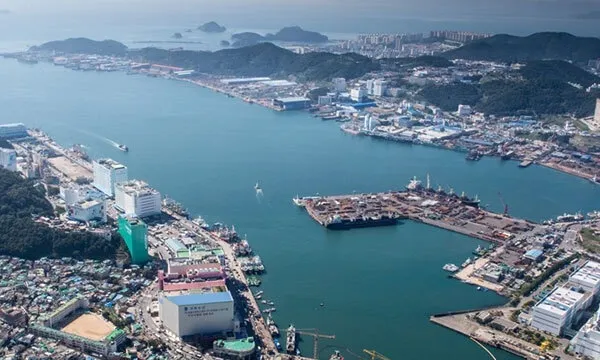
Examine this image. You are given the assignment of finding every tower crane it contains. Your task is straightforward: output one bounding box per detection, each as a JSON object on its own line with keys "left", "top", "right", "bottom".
{"left": 363, "top": 349, "right": 391, "bottom": 360}
{"left": 296, "top": 328, "right": 335, "bottom": 359}
{"left": 498, "top": 192, "right": 509, "bottom": 216}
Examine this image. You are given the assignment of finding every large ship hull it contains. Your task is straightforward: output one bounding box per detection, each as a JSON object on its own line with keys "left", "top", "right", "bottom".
{"left": 326, "top": 217, "right": 398, "bottom": 230}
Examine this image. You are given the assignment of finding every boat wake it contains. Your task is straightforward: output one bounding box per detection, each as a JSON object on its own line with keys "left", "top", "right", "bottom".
{"left": 77, "top": 129, "right": 124, "bottom": 151}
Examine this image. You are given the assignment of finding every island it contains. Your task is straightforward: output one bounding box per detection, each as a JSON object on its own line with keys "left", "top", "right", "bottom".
{"left": 172, "top": 32, "right": 183, "bottom": 39}
{"left": 231, "top": 26, "right": 328, "bottom": 47}
{"left": 220, "top": 40, "right": 230, "bottom": 47}
{"left": 197, "top": 21, "right": 226, "bottom": 33}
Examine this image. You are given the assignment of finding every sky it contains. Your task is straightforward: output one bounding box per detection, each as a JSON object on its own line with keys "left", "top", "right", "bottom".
{"left": 0, "top": 0, "right": 598, "bottom": 38}
{"left": 1, "top": 0, "right": 599, "bottom": 18}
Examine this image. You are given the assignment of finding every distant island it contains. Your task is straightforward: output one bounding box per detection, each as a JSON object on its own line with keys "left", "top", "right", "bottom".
{"left": 220, "top": 40, "right": 230, "bottom": 47}
{"left": 172, "top": 32, "right": 183, "bottom": 39}
{"left": 29, "top": 37, "right": 128, "bottom": 56}
{"left": 197, "top": 21, "right": 226, "bottom": 33}
{"left": 231, "top": 26, "right": 328, "bottom": 47}
{"left": 443, "top": 32, "right": 600, "bottom": 63}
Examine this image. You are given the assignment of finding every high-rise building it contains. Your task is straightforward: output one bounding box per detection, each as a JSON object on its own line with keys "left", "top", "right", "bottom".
{"left": 350, "top": 88, "right": 367, "bottom": 102}
{"left": 594, "top": 98, "right": 600, "bottom": 123}
{"left": 115, "top": 180, "right": 161, "bottom": 218}
{"left": 0, "top": 148, "right": 17, "bottom": 171}
{"left": 571, "top": 308, "right": 600, "bottom": 359}
{"left": 0, "top": 123, "right": 27, "bottom": 139}
{"left": 373, "top": 80, "right": 388, "bottom": 97}
{"left": 93, "top": 159, "right": 128, "bottom": 197}
{"left": 531, "top": 286, "right": 587, "bottom": 336}
{"left": 366, "top": 79, "right": 375, "bottom": 95}
{"left": 118, "top": 216, "right": 149, "bottom": 265}
{"left": 332, "top": 78, "right": 347, "bottom": 92}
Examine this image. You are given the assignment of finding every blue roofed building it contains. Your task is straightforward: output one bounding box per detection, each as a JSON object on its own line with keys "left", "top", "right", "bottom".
{"left": 524, "top": 249, "right": 543, "bottom": 262}
{"left": 159, "top": 291, "right": 235, "bottom": 337}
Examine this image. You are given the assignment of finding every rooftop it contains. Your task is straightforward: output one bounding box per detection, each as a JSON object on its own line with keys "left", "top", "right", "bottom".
{"left": 95, "top": 158, "right": 126, "bottom": 170}
{"left": 165, "top": 291, "right": 233, "bottom": 306}
{"left": 275, "top": 96, "right": 311, "bottom": 103}
{"left": 570, "top": 261, "right": 600, "bottom": 288}
{"left": 214, "top": 337, "right": 255, "bottom": 352}
{"left": 536, "top": 286, "right": 585, "bottom": 316}
{"left": 116, "top": 179, "right": 159, "bottom": 196}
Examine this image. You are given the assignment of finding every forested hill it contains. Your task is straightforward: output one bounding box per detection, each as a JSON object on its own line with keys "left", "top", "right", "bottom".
{"left": 442, "top": 32, "right": 600, "bottom": 63}
{"left": 32, "top": 38, "right": 380, "bottom": 80}
{"left": 0, "top": 168, "right": 124, "bottom": 260}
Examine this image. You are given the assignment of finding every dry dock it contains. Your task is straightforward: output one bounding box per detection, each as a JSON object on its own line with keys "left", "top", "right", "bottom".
{"left": 300, "top": 187, "right": 537, "bottom": 243}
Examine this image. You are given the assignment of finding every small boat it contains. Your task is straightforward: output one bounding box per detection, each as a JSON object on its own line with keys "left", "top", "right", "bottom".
{"left": 477, "top": 286, "right": 482, "bottom": 291}
{"left": 255, "top": 291, "right": 264, "bottom": 297}
{"left": 254, "top": 181, "right": 261, "bottom": 191}
{"left": 261, "top": 300, "right": 267, "bottom": 304}
{"left": 443, "top": 263, "right": 459, "bottom": 272}
{"left": 320, "top": 302, "right": 325, "bottom": 307}
{"left": 590, "top": 175, "right": 600, "bottom": 185}
{"left": 117, "top": 144, "right": 129, "bottom": 152}
{"left": 330, "top": 350, "right": 344, "bottom": 360}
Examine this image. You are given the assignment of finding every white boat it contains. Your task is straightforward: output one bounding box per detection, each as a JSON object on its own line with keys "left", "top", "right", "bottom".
{"left": 443, "top": 263, "right": 459, "bottom": 272}
{"left": 254, "top": 181, "right": 261, "bottom": 191}
{"left": 590, "top": 175, "right": 600, "bottom": 185}
{"left": 461, "top": 258, "right": 472, "bottom": 268}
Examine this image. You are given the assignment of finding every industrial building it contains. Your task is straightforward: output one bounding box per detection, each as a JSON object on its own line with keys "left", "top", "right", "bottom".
{"left": 531, "top": 286, "right": 588, "bottom": 336}
{"left": 0, "top": 123, "right": 28, "bottom": 139}
{"left": 272, "top": 97, "right": 311, "bottom": 111}
{"left": 571, "top": 308, "right": 600, "bottom": 359}
{"left": 0, "top": 148, "right": 17, "bottom": 171}
{"left": 67, "top": 199, "right": 106, "bottom": 223}
{"left": 570, "top": 261, "right": 600, "bottom": 295}
{"left": 115, "top": 180, "right": 161, "bottom": 218}
{"left": 159, "top": 291, "right": 235, "bottom": 338}
{"left": 92, "top": 158, "right": 128, "bottom": 197}
{"left": 118, "top": 215, "right": 149, "bottom": 265}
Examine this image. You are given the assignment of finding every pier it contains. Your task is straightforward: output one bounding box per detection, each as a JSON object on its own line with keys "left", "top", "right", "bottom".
{"left": 299, "top": 184, "right": 538, "bottom": 244}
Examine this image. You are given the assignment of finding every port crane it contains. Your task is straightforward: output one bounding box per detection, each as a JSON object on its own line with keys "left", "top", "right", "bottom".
{"left": 296, "top": 328, "right": 335, "bottom": 359}
{"left": 363, "top": 349, "right": 391, "bottom": 360}
{"left": 498, "top": 192, "right": 509, "bottom": 216}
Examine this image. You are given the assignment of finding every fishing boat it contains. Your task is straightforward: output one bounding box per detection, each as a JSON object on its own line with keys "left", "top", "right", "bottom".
{"left": 117, "top": 144, "right": 129, "bottom": 152}
{"left": 330, "top": 350, "right": 344, "bottom": 360}
{"left": 443, "top": 263, "right": 459, "bottom": 272}
{"left": 286, "top": 324, "right": 296, "bottom": 354}
{"left": 254, "top": 181, "right": 261, "bottom": 191}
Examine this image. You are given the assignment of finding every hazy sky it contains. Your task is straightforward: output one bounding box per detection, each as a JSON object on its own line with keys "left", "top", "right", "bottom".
{"left": 1, "top": 0, "right": 599, "bottom": 18}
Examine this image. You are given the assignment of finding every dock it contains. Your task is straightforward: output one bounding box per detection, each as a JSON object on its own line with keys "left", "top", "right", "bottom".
{"left": 299, "top": 186, "right": 538, "bottom": 244}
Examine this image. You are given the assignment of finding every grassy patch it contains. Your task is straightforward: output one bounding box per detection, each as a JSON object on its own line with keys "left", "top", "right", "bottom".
{"left": 581, "top": 227, "right": 600, "bottom": 254}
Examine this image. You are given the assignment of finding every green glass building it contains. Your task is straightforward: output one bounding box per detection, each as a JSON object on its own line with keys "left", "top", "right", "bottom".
{"left": 118, "top": 215, "right": 149, "bottom": 265}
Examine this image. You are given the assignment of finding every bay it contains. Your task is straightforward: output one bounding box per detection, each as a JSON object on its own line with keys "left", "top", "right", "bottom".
{"left": 3, "top": 59, "right": 600, "bottom": 359}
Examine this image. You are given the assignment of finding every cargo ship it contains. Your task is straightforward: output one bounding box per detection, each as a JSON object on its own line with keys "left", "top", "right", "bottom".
{"left": 459, "top": 192, "right": 480, "bottom": 208}
{"left": 325, "top": 214, "right": 400, "bottom": 230}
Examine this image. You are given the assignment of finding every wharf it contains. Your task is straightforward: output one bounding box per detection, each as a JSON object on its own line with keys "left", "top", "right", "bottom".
{"left": 430, "top": 311, "right": 575, "bottom": 360}
{"left": 300, "top": 188, "right": 536, "bottom": 243}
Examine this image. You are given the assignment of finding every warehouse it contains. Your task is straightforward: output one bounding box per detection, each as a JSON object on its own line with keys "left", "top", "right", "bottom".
{"left": 272, "top": 97, "right": 311, "bottom": 111}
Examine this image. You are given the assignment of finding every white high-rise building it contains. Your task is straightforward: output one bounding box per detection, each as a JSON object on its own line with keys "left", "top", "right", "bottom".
{"left": 373, "top": 79, "right": 388, "bottom": 97}
{"left": 594, "top": 98, "right": 600, "bottom": 123}
{"left": 366, "top": 79, "right": 375, "bottom": 95}
{"left": 93, "top": 159, "right": 128, "bottom": 197}
{"left": 457, "top": 104, "right": 473, "bottom": 116}
{"left": 115, "top": 180, "right": 161, "bottom": 218}
{"left": 0, "top": 148, "right": 17, "bottom": 171}
{"left": 332, "top": 78, "right": 346, "bottom": 92}
{"left": 531, "top": 286, "right": 587, "bottom": 336}
{"left": 350, "top": 88, "right": 367, "bottom": 102}
{"left": 0, "top": 123, "right": 27, "bottom": 139}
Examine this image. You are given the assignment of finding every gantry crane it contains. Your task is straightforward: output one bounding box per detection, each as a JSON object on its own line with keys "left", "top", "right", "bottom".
{"left": 363, "top": 349, "right": 391, "bottom": 360}
{"left": 296, "top": 328, "right": 335, "bottom": 359}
